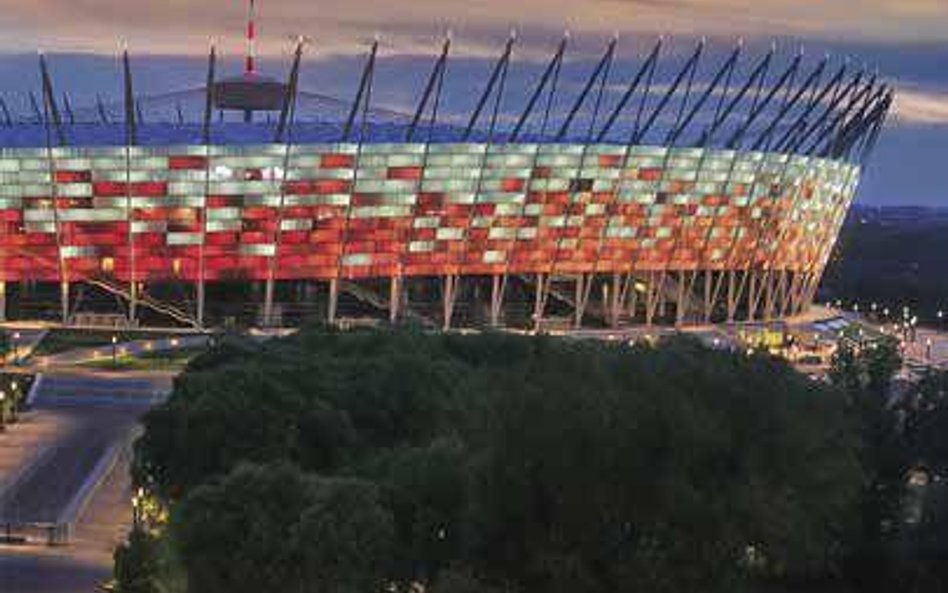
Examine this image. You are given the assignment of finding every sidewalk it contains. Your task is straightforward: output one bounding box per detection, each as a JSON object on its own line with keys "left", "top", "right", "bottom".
{"left": 33, "top": 334, "right": 211, "bottom": 368}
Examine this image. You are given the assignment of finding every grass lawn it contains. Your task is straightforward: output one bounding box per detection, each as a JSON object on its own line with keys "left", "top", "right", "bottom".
{"left": 32, "top": 328, "right": 192, "bottom": 357}
{"left": 79, "top": 346, "right": 206, "bottom": 372}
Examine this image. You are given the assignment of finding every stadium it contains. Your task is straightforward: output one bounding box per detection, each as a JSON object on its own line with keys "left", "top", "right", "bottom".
{"left": 0, "top": 10, "right": 891, "bottom": 331}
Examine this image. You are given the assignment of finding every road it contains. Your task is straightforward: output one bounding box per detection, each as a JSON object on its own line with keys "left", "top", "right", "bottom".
{"left": 0, "top": 373, "right": 168, "bottom": 593}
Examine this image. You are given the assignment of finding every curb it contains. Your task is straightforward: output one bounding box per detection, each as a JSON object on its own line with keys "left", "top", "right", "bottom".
{"left": 25, "top": 373, "right": 43, "bottom": 407}
{"left": 57, "top": 437, "right": 125, "bottom": 530}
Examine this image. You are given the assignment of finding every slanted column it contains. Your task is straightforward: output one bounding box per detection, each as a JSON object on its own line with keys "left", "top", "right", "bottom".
{"left": 442, "top": 274, "right": 458, "bottom": 330}
{"left": 746, "top": 270, "right": 759, "bottom": 321}
{"left": 489, "top": 274, "right": 504, "bottom": 327}
{"left": 726, "top": 270, "right": 738, "bottom": 322}
{"left": 703, "top": 270, "right": 714, "bottom": 323}
{"left": 532, "top": 273, "right": 546, "bottom": 332}
{"left": 573, "top": 274, "right": 586, "bottom": 329}
{"left": 763, "top": 272, "right": 775, "bottom": 321}
{"left": 645, "top": 272, "right": 659, "bottom": 327}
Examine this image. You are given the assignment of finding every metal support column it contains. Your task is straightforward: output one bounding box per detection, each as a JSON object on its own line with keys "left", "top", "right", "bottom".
{"left": 703, "top": 270, "right": 714, "bottom": 323}
{"left": 608, "top": 272, "right": 622, "bottom": 328}
{"left": 263, "top": 280, "right": 275, "bottom": 327}
{"left": 0, "top": 281, "right": 5, "bottom": 322}
{"left": 490, "top": 274, "right": 505, "bottom": 327}
{"left": 746, "top": 270, "right": 759, "bottom": 321}
{"left": 122, "top": 48, "right": 138, "bottom": 325}
{"left": 726, "top": 270, "right": 738, "bottom": 322}
{"left": 60, "top": 281, "right": 69, "bottom": 325}
{"left": 328, "top": 278, "right": 338, "bottom": 325}
{"left": 442, "top": 274, "right": 458, "bottom": 330}
{"left": 390, "top": 276, "right": 401, "bottom": 324}
{"left": 645, "top": 271, "right": 663, "bottom": 327}
{"left": 629, "top": 278, "right": 640, "bottom": 322}
{"left": 573, "top": 274, "right": 586, "bottom": 328}
{"left": 532, "top": 273, "right": 547, "bottom": 332}
{"left": 197, "top": 45, "right": 216, "bottom": 329}
{"left": 674, "top": 270, "right": 688, "bottom": 326}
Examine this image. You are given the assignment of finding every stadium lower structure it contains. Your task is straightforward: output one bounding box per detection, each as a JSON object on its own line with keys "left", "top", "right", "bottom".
{"left": 0, "top": 142, "right": 857, "bottom": 329}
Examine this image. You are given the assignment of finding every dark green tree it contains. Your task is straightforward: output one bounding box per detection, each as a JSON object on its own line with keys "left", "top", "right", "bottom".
{"left": 112, "top": 528, "right": 166, "bottom": 593}
{"left": 293, "top": 478, "right": 396, "bottom": 593}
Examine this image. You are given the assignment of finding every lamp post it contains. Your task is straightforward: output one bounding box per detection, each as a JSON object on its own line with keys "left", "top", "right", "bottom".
{"left": 9, "top": 380, "right": 18, "bottom": 423}
{"left": 111, "top": 335, "right": 118, "bottom": 369}
{"left": 0, "top": 391, "right": 6, "bottom": 432}
{"left": 11, "top": 331, "right": 19, "bottom": 365}
{"left": 131, "top": 486, "right": 146, "bottom": 529}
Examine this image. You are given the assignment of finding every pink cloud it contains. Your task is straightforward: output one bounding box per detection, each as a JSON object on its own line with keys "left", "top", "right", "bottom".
{"left": 0, "top": 0, "right": 944, "bottom": 56}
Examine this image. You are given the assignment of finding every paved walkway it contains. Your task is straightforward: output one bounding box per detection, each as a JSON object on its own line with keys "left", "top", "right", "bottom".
{"left": 0, "top": 410, "right": 79, "bottom": 504}
{"left": 0, "top": 372, "right": 160, "bottom": 592}
{"left": 0, "top": 437, "right": 135, "bottom": 593}
{"left": 34, "top": 334, "right": 210, "bottom": 368}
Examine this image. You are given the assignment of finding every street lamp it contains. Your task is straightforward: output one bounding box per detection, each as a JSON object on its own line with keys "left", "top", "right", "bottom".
{"left": 11, "top": 331, "right": 19, "bottom": 365}
{"left": 111, "top": 335, "right": 118, "bottom": 368}
{"left": 132, "top": 486, "right": 146, "bottom": 529}
{"left": 9, "top": 380, "right": 18, "bottom": 423}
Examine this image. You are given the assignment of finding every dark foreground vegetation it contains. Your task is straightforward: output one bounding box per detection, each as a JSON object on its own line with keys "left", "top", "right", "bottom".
{"left": 116, "top": 327, "right": 948, "bottom": 592}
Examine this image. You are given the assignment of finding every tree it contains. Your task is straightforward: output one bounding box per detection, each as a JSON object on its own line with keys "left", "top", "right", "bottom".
{"left": 830, "top": 338, "right": 908, "bottom": 591}
{"left": 131, "top": 327, "right": 870, "bottom": 592}
{"left": 293, "top": 478, "right": 395, "bottom": 593}
{"left": 171, "top": 462, "right": 312, "bottom": 593}
{"left": 113, "top": 528, "right": 166, "bottom": 593}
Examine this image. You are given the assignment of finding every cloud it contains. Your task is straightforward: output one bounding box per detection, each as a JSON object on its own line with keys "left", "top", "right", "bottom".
{"left": 891, "top": 86, "right": 948, "bottom": 126}
{"left": 0, "top": 0, "right": 945, "bottom": 57}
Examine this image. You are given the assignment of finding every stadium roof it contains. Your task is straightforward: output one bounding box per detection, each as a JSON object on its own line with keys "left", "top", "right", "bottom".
{"left": 0, "top": 38, "right": 891, "bottom": 164}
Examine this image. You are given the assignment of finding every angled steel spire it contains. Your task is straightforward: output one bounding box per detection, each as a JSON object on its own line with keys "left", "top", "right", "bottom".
{"left": 597, "top": 38, "right": 662, "bottom": 142}
{"left": 343, "top": 39, "right": 379, "bottom": 141}
{"left": 556, "top": 36, "right": 617, "bottom": 141}
{"left": 697, "top": 44, "right": 774, "bottom": 146}
{"left": 633, "top": 39, "right": 704, "bottom": 143}
{"left": 38, "top": 53, "right": 66, "bottom": 146}
{"left": 464, "top": 33, "right": 515, "bottom": 141}
{"left": 408, "top": 35, "right": 451, "bottom": 141}
{"left": 665, "top": 42, "right": 741, "bottom": 146}
{"left": 511, "top": 34, "right": 568, "bottom": 142}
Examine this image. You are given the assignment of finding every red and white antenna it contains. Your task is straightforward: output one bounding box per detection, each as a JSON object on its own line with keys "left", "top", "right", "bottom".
{"left": 245, "top": 0, "right": 257, "bottom": 77}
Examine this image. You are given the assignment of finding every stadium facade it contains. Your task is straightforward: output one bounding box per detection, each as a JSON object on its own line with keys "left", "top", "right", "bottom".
{"left": 0, "top": 34, "right": 891, "bottom": 330}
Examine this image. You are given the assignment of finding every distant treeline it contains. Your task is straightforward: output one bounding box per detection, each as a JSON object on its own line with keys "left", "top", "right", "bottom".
{"left": 821, "top": 206, "right": 948, "bottom": 320}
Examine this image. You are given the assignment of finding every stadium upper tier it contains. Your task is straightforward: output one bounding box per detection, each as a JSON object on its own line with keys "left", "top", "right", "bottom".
{"left": 0, "top": 141, "right": 856, "bottom": 283}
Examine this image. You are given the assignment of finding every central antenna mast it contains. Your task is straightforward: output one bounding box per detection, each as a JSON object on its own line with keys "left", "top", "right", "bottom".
{"left": 245, "top": 0, "right": 257, "bottom": 77}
